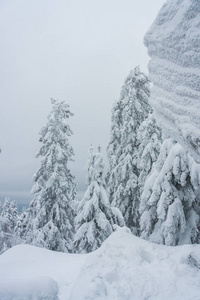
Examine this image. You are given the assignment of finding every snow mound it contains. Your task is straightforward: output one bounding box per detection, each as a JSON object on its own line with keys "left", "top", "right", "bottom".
{"left": 1, "top": 229, "right": 200, "bottom": 299}
{"left": 0, "top": 277, "right": 58, "bottom": 300}
{"left": 0, "top": 244, "right": 87, "bottom": 300}
{"left": 70, "top": 227, "right": 200, "bottom": 300}
{"left": 144, "top": 0, "right": 200, "bottom": 162}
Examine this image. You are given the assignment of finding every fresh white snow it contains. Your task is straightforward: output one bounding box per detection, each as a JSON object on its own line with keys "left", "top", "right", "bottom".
{"left": 1, "top": 227, "right": 200, "bottom": 300}
{"left": 0, "top": 243, "right": 87, "bottom": 300}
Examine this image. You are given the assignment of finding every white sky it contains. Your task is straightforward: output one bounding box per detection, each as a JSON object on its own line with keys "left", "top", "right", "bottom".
{"left": 0, "top": 0, "right": 166, "bottom": 207}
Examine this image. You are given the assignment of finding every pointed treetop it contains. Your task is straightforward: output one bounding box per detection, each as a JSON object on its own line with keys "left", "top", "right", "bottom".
{"left": 50, "top": 98, "right": 73, "bottom": 119}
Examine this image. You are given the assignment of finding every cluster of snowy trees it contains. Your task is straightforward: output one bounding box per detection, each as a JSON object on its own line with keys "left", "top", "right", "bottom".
{"left": 1, "top": 67, "right": 200, "bottom": 255}
{"left": 0, "top": 197, "right": 26, "bottom": 254}
{"left": 0, "top": 98, "right": 124, "bottom": 254}
{"left": 107, "top": 67, "right": 161, "bottom": 234}
{"left": 107, "top": 67, "right": 200, "bottom": 245}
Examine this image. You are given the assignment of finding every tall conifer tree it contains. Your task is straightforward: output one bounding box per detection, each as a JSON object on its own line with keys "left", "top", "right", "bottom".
{"left": 26, "top": 99, "right": 77, "bottom": 252}
{"left": 107, "top": 67, "right": 151, "bottom": 232}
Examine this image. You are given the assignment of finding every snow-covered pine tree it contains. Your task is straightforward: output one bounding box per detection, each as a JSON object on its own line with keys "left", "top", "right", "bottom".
{"left": 74, "top": 146, "right": 123, "bottom": 253}
{"left": 140, "top": 139, "right": 200, "bottom": 245}
{"left": 25, "top": 98, "right": 77, "bottom": 252}
{"left": 15, "top": 207, "right": 29, "bottom": 241}
{"left": 0, "top": 197, "right": 19, "bottom": 254}
{"left": 106, "top": 100, "right": 123, "bottom": 200}
{"left": 136, "top": 113, "right": 162, "bottom": 195}
{"left": 107, "top": 67, "right": 151, "bottom": 232}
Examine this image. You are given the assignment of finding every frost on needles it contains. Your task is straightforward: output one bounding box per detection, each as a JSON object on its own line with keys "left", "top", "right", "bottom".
{"left": 25, "top": 99, "right": 77, "bottom": 252}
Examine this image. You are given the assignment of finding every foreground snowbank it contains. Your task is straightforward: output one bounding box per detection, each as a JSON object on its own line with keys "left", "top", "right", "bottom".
{"left": 0, "top": 277, "right": 58, "bottom": 300}
{"left": 0, "top": 244, "right": 87, "bottom": 300}
{"left": 0, "top": 227, "right": 200, "bottom": 299}
{"left": 71, "top": 227, "right": 200, "bottom": 300}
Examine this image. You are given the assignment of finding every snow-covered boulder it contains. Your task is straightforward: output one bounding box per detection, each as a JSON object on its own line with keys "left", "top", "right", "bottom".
{"left": 144, "top": 0, "right": 200, "bottom": 162}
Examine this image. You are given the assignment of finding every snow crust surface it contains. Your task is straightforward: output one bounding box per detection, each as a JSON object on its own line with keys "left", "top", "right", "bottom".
{"left": 144, "top": 0, "right": 200, "bottom": 162}
{"left": 1, "top": 227, "right": 200, "bottom": 299}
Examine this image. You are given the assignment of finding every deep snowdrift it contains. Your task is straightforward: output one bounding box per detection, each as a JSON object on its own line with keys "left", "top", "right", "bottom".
{"left": 1, "top": 227, "right": 200, "bottom": 299}
{"left": 144, "top": 0, "right": 200, "bottom": 162}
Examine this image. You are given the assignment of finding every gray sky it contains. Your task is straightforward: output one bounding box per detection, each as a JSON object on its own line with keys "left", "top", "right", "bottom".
{"left": 0, "top": 0, "right": 165, "bottom": 207}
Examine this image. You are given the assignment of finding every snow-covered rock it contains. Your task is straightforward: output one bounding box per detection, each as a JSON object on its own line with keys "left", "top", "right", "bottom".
{"left": 144, "top": 0, "right": 200, "bottom": 162}
{"left": 1, "top": 228, "right": 200, "bottom": 299}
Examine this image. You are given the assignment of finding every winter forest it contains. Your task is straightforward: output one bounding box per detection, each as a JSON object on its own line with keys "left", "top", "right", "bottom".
{"left": 1, "top": 0, "right": 200, "bottom": 299}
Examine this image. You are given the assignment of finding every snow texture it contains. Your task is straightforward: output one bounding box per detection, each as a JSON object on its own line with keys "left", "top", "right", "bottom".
{"left": 0, "top": 277, "right": 58, "bottom": 300}
{"left": 0, "top": 244, "right": 87, "bottom": 300}
{"left": 1, "top": 228, "right": 200, "bottom": 299}
{"left": 144, "top": 0, "right": 200, "bottom": 162}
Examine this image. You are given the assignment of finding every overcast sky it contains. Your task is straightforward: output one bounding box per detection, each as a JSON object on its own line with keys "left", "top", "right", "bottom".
{"left": 0, "top": 0, "right": 165, "bottom": 207}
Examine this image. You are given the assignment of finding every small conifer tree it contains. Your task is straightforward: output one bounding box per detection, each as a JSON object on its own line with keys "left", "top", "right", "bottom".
{"left": 74, "top": 146, "right": 118, "bottom": 253}
{"left": 15, "top": 207, "right": 29, "bottom": 241}
{"left": 0, "top": 197, "right": 19, "bottom": 253}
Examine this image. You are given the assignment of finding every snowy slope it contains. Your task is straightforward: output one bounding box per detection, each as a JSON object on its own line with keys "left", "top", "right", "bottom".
{"left": 1, "top": 227, "right": 200, "bottom": 299}
{"left": 144, "top": 0, "right": 200, "bottom": 162}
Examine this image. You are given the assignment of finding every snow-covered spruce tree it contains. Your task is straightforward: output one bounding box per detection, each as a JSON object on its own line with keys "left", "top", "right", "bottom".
{"left": 136, "top": 113, "right": 162, "bottom": 195}
{"left": 15, "top": 207, "right": 29, "bottom": 241}
{"left": 140, "top": 139, "right": 200, "bottom": 245}
{"left": 106, "top": 100, "right": 123, "bottom": 199}
{"left": 0, "top": 197, "right": 20, "bottom": 254}
{"left": 107, "top": 67, "right": 152, "bottom": 232}
{"left": 25, "top": 98, "right": 77, "bottom": 252}
{"left": 74, "top": 146, "right": 124, "bottom": 253}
